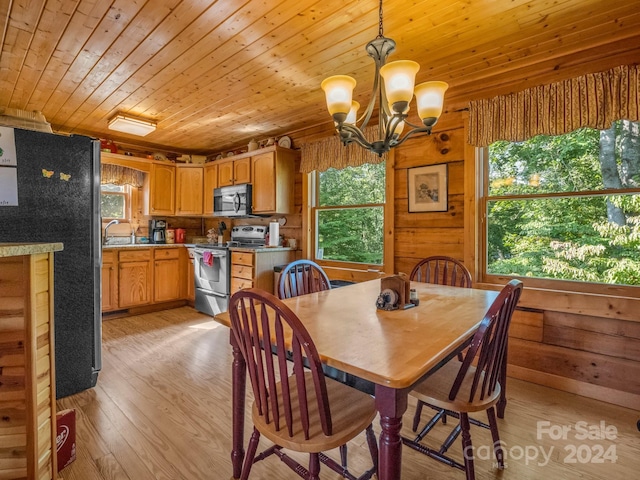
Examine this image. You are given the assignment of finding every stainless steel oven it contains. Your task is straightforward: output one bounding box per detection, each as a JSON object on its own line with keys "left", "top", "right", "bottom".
{"left": 192, "top": 225, "right": 267, "bottom": 316}
{"left": 193, "top": 245, "right": 230, "bottom": 316}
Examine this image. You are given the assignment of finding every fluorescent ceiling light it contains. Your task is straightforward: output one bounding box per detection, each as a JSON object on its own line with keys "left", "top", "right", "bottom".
{"left": 108, "top": 114, "right": 156, "bottom": 136}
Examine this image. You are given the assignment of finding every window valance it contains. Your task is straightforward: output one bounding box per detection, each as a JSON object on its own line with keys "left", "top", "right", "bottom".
{"left": 300, "top": 126, "right": 387, "bottom": 173}
{"left": 100, "top": 163, "right": 144, "bottom": 187}
{"left": 468, "top": 64, "right": 640, "bottom": 147}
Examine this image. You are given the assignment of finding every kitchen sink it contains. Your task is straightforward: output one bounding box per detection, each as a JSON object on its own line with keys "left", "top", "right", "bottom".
{"left": 103, "top": 237, "right": 134, "bottom": 246}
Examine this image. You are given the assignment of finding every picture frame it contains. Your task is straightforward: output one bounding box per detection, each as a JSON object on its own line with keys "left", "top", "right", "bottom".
{"left": 408, "top": 163, "right": 448, "bottom": 212}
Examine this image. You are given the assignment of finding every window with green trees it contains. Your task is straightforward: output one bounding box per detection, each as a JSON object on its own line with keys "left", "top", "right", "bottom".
{"left": 315, "top": 162, "right": 385, "bottom": 265}
{"left": 101, "top": 184, "right": 129, "bottom": 219}
{"left": 485, "top": 120, "right": 640, "bottom": 287}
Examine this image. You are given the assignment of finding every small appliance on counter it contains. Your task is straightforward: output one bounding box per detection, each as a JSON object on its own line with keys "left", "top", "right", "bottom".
{"left": 149, "top": 219, "right": 167, "bottom": 244}
{"left": 175, "top": 228, "right": 186, "bottom": 244}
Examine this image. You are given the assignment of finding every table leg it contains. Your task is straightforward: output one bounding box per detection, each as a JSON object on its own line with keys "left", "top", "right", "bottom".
{"left": 374, "top": 385, "right": 409, "bottom": 480}
{"left": 230, "top": 331, "right": 246, "bottom": 480}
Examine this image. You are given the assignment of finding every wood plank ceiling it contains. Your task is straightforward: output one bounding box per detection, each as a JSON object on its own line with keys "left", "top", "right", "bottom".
{"left": 1, "top": 0, "right": 639, "bottom": 155}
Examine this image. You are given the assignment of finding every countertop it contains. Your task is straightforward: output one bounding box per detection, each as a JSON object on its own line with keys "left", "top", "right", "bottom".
{"left": 0, "top": 242, "right": 64, "bottom": 257}
{"left": 103, "top": 243, "right": 295, "bottom": 253}
{"left": 102, "top": 243, "right": 189, "bottom": 249}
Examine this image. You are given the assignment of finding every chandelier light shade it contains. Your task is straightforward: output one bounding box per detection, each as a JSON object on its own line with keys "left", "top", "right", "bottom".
{"left": 321, "top": 0, "right": 448, "bottom": 156}
{"left": 108, "top": 113, "right": 156, "bottom": 136}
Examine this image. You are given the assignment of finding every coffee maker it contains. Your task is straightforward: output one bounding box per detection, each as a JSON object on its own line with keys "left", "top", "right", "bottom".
{"left": 149, "top": 219, "right": 167, "bottom": 244}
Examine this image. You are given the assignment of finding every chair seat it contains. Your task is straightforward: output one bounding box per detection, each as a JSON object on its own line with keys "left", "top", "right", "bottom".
{"left": 410, "top": 360, "right": 501, "bottom": 414}
{"left": 253, "top": 372, "right": 377, "bottom": 453}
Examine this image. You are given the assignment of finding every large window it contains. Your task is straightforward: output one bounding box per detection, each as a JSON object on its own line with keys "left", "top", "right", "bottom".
{"left": 101, "top": 184, "right": 130, "bottom": 220}
{"left": 483, "top": 120, "right": 640, "bottom": 288}
{"left": 313, "top": 162, "right": 385, "bottom": 266}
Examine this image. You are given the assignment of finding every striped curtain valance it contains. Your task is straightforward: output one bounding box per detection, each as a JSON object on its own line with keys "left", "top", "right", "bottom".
{"left": 101, "top": 163, "right": 144, "bottom": 187}
{"left": 468, "top": 64, "right": 640, "bottom": 147}
{"left": 300, "top": 126, "right": 387, "bottom": 173}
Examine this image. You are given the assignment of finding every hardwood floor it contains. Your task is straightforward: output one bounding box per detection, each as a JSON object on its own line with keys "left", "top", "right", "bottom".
{"left": 57, "top": 307, "right": 640, "bottom": 480}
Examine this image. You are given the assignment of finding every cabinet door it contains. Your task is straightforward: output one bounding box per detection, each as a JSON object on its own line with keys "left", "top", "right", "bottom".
{"left": 234, "top": 157, "right": 251, "bottom": 184}
{"left": 203, "top": 163, "right": 218, "bottom": 215}
{"left": 150, "top": 163, "right": 176, "bottom": 215}
{"left": 252, "top": 152, "right": 276, "bottom": 213}
{"left": 187, "top": 257, "right": 195, "bottom": 301}
{"left": 101, "top": 262, "right": 117, "bottom": 311}
{"left": 154, "top": 258, "right": 181, "bottom": 302}
{"left": 176, "top": 166, "right": 203, "bottom": 215}
{"left": 118, "top": 260, "right": 152, "bottom": 307}
{"left": 218, "top": 160, "right": 234, "bottom": 186}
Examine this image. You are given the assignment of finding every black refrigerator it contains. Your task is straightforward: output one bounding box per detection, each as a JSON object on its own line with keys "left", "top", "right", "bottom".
{"left": 0, "top": 127, "right": 102, "bottom": 398}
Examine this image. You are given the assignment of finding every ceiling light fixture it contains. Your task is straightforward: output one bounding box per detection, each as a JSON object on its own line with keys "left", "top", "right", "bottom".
{"left": 321, "top": 0, "right": 448, "bottom": 157}
{"left": 108, "top": 113, "right": 156, "bottom": 136}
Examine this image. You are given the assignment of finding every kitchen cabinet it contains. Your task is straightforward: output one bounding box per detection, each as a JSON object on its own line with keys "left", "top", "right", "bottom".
{"left": 118, "top": 249, "right": 153, "bottom": 308}
{"left": 186, "top": 247, "right": 196, "bottom": 302}
{"left": 218, "top": 157, "right": 251, "bottom": 186}
{"left": 154, "top": 248, "right": 181, "bottom": 302}
{"left": 102, "top": 250, "right": 118, "bottom": 311}
{"left": 230, "top": 248, "right": 295, "bottom": 296}
{"left": 251, "top": 148, "right": 297, "bottom": 214}
{"left": 145, "top": 163, "right": 176, "bottom": 215}
{"left": 0, "top": 245, "right": 60, "bottom": 479}
{"left": 203, "top": 162, "right": 218, "bottom": 215}
{"left": 176, "top": 164, "right": 204, "bottom": 215}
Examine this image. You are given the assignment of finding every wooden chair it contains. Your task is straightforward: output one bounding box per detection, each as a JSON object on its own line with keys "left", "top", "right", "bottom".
{"left": 409, "top": 255, "right": 472, "bottom": 288}
{"left": 229, "top": 288, "right": 378, "bottom": 480}
{"left": 410, "top": 256, "right": 472, "bottom": 431}
{"left": 278, "top": 259, "right": 331, "bottom": 299}
{"left": 402, "top": 279, "right": 523, "bottom": 480}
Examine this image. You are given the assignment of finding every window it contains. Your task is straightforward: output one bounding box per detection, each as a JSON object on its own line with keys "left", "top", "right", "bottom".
{"left": 313, "top": 162, "right": 385, "bottom": 266}
{"left": 482, "top": 120, "right": 640, "bottom": 288}
{"left": 101, "top": 184, "right": 130, "bottom": 220}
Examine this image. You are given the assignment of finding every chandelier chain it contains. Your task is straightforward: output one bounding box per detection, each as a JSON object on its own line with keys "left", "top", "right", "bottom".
{"left": 378, "top": 0, "right": 384, "bottom": 38}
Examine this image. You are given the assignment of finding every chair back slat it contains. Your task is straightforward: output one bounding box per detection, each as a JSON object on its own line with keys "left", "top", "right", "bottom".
{"left": 230, "top": 288, "right": 334, "bottom": 440}
{"left": 278, "top": 260, "right": 332, "bottom": 299}
{"left": 410, "top": 256, "right": 472, "bottom": 288}
{"left": 448, "top": 279, "right": 523, "bottom": 403}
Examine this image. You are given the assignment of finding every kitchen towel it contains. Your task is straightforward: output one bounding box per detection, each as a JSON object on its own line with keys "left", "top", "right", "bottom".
{"left": 203, "top": 251, "right": 214, "bottom": 267}
{"left": 269, "top": 221, "right": 279, "bottom": 247}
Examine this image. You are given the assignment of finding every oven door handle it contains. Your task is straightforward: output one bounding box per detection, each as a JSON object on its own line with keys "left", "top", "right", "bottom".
{"left": 194, "top": 250, "right": 227, "bottom": 258}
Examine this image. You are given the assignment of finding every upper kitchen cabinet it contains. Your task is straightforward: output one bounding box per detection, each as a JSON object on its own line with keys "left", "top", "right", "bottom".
{"left": 145, "top": 163, "right": 176, "bottom": 215}
{"left": 251, "top": 147, "right": 298, "bottom": 214}
{"left": 203, "top": 163, "right": 218, "bottom": 216}
{"left": 175, "top": 164, "right": 203, "bottom": 216}
{"left": 218, "top": 157, "right": 251, "bottom": 186}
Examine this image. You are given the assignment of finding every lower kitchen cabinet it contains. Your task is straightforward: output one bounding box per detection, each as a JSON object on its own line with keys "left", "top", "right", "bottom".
{"left": 230, "top": 249, "right": 295, "bottom": 296}
{"left": 154, "top": 248, "right": 181, "bottom": 302}
{"left": 102, "top": 250, "right": 118, "bottom": 311}
{"left": 186, "top": 247, "right": 195, "bottom": 302}
{"left": 118, "top": 249, "right": 153, "bottom": 308}
{"left": 102, "top": 246, "right": 193, "bottom": 313}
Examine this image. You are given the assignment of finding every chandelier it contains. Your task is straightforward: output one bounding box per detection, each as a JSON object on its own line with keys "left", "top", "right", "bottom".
{"left": 321, "top": 0, "right": 448, "bottom": 157}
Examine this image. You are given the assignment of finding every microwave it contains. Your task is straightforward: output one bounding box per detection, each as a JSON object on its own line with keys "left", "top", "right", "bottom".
{"left": 213, "top": 184, "right": 252, "bottom": 217}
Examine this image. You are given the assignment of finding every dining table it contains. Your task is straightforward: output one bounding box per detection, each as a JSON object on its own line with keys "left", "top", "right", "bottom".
{"left": 214, "top": 278, "right": 500, "bottom": 480}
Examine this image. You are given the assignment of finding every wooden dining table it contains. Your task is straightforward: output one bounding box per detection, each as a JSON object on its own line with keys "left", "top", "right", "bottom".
{"left": 214, "top": 279, "right": 499, "bottom": 480}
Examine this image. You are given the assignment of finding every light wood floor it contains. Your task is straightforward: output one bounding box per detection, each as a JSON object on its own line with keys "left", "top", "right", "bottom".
{"left": 57, "top": 307, "right": 640, "bottom": 480}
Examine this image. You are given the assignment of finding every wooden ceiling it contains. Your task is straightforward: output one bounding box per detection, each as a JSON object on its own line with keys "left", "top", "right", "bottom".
{"left": 1, "top": 0, "right": 639, "bottom": 155}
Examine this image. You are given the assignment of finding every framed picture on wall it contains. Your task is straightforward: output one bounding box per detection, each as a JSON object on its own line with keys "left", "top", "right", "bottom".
{"left": 408, "top": 163, "right": 448, "bottom": 212}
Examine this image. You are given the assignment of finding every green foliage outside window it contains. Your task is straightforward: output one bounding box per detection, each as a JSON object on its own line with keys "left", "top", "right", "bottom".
{"left": 487, "top": 120, "right": 640, "bottom": 286}
{"left": 101, "top": 184, "right": 126, "bottom": 219}
{"left": 317, "top": 163, "right": 385, "bottom": 265}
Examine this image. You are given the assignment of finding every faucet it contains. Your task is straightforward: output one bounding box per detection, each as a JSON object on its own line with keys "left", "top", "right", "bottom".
{"left": 103, "top": 219, "right": 120, "bottom": 245}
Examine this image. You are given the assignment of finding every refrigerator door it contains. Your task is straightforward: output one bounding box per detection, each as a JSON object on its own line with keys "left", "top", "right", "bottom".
{"left": 0, "top": 128, "right": 102, "bottom": 398}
